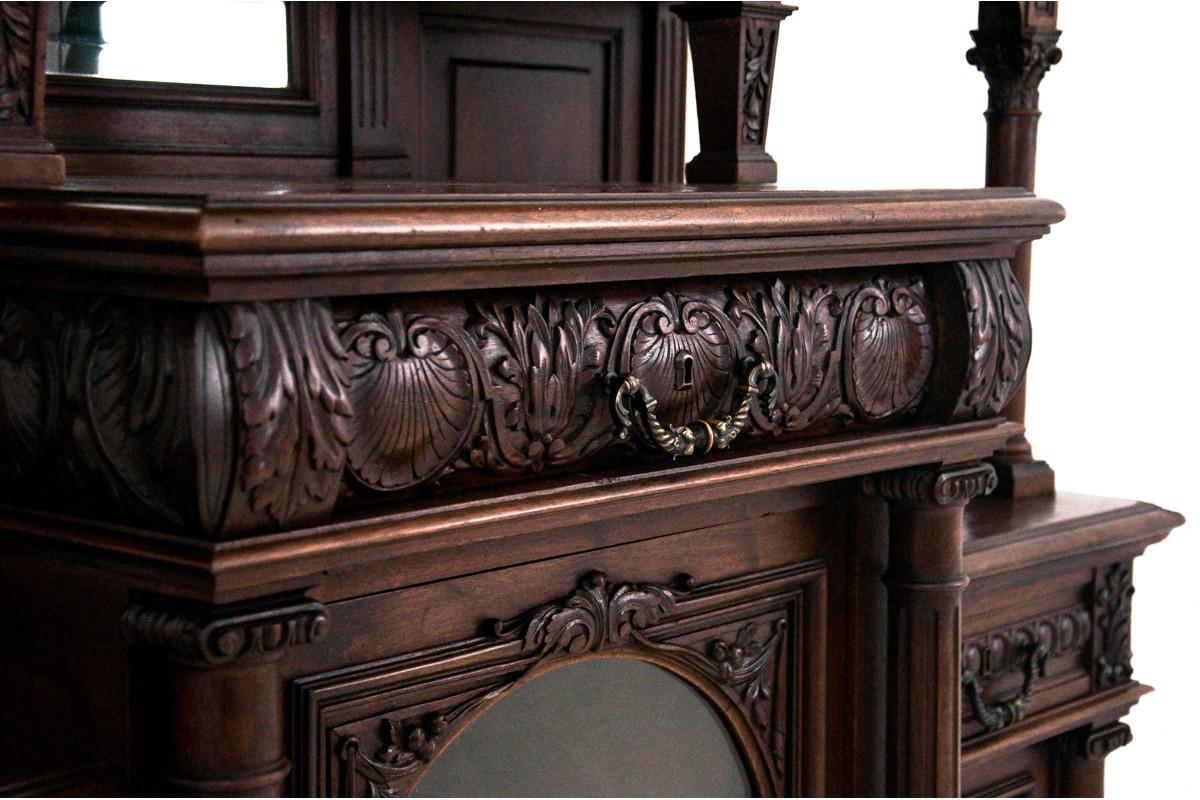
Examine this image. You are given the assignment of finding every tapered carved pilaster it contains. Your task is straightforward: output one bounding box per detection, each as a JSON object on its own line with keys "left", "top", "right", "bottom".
{"left": 968, "top": 2, "right": 1060, "bottom": 497}
{"left": 121, "top": 595, "right": 328, "bottom": 796}
{"left": 864, "top": 462, "right": 997, "bottom": 797}
{"left": 673, "top": 2, "right": 794, "bottom": 183}
{"left": 0, "top": 2, "right": 65, "bottom": 185}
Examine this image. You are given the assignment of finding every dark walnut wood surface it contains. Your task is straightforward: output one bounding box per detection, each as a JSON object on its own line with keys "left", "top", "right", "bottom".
{"left": 0, "top": 179, "right": 1063, "bottom": 299}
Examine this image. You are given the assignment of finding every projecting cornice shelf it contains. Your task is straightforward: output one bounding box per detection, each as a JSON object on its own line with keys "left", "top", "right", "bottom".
{"left": 0, "top": 180, "right": 1064, "bottom": 300}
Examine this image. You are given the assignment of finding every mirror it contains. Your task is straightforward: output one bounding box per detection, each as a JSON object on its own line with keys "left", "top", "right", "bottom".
{"left": 46, "top": 1, "right": 289, "bottom": 88}
{"left": 412, "top": 658, "right": 753, "bottom": 797}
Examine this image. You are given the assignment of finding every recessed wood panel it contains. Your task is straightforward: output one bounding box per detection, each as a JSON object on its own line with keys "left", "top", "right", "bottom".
{"left": 451, "top": 61, "right": 603, "bottom": 182}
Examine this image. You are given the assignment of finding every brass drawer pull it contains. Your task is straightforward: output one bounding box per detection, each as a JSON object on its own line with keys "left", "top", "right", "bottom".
{"left": 962, "top": 641, "right": 1049, "bottom": 733}
{"left": 609, "top": 358, "right": 777, "bottom": 458}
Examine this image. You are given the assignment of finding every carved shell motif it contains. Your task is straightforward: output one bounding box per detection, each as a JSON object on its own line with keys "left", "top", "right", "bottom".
{"left": 842, "top": 279, "right": 933, "bottom": 421}
{"left": 341, "top": 308, "right": 480, "bottom": 491}
{"left": 611, "top": 292, "right": 737, "bottom": 426}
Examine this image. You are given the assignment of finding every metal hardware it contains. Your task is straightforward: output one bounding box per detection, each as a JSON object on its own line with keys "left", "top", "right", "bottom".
{"left": 962, "top": 640, "right": 1049, "bottom": 733}
{"left": 609, "top": 358, "right": 777, "bottom": 458}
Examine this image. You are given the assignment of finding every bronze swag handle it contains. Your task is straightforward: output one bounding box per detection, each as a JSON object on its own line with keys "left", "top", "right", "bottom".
{"left": 609, "top": 358, "right": 777, "bottom": 459}
{"left": 962, "top": 640, "right": 1049, "bottom": 733}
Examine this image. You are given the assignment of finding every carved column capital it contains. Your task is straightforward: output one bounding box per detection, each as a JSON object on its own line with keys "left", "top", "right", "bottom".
{"left": 967, "top": 2, "right": 1062, "bottom": 114}
{"left": 863, "top": 462, "right": 997, "bottom": 508}
{"left": 120, "top": 594, "right": 329, "bottom": 668}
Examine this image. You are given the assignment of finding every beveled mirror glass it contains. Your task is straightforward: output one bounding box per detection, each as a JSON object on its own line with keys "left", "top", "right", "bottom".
{"left": 412, "top": 658, "right": 753, "bottom": 798}
{"left": 46, "top": 1, "right": 289, "bottom": 88}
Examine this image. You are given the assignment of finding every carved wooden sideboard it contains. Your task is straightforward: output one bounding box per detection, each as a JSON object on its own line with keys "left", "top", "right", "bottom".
{"left": 0, "top": 2, "right": 1183, "bottom": 797}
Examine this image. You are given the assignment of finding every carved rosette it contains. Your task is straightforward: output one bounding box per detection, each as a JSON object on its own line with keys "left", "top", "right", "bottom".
{"left": 1094, "top": 562, "right": 1135, "bottom": 689}
{"left": 120, "top": 595, "right": 328, "bottom": 667}
{"left": 340, "top": 308, "right": 481, "bottom": 490}
{"left": 337, "top": 570, "right": 795, "bottom": 797}
{"left": 843, "top": 279, "right": 933, "bottom": 422}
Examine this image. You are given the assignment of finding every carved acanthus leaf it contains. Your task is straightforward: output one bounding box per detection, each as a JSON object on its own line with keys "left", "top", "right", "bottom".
{"left": 730, "top": 278, "right": 845, "bottom": 434}
{"left": 953, "top": 259, "right": 1032, "bottom": 419}
{"left": 224, "top": 300, "right": 353, "bottom": 527}
{"left": 1094, "top": 562, "right": 1135, "bottom": 689}
{"left": 741, "top": 25, "right": 771, "bottom": 144}
{"left": 472, "top": 296, "right": 614, "bottom": 472}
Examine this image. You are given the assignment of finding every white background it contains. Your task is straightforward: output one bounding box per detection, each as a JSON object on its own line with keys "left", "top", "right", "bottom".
{"left": 684, "top": 3, "right": 1199, "bottom": 795}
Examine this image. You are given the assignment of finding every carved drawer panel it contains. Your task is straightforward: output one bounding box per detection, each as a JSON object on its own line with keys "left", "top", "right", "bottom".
{"left": 961, "top": 562, "right": 1138, "bottom": 741}
{"left": 0, "top": 259, "right": 1029, "bottom": 538}
{"left": 293, "top": 563, "right": 826, "bottom": 798}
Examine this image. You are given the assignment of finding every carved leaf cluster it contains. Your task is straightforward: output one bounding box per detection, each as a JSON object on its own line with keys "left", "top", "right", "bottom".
{"left": 741, "top": 25, "right": 772, "bottom": 144}
{"left": 967, "top": 27, "right": 1062, "bottom": 112}
{"left": 225, "top": 301, "right": 354, "bottom": 528}
{"left": 1094, "top": 563, "right": 1135, "bottom": 689}
{"left": 0, "top": 2, "right": 33, "bottom": 123}
{"left": 953, "top": 260, "right": 1032, "bottom": 419}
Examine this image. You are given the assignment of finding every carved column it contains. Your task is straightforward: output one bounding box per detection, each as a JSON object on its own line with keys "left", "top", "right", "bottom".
{"left": 864, "top": 462, "right": 998, "bottom": 797}
{"left": 121, "top": 595, "right": 329, "bottom": 796}
{"left": 967, "top": 2, "right": 1061, "bottom": 497}
{"left": 1057, "top": 721, "right": 1133, "bottom": 797}
{"left": 0, "top": 2, "right": 65, "bottom": 185}
{"left": 673, "top": 1, "right": 794, "bottom": 184}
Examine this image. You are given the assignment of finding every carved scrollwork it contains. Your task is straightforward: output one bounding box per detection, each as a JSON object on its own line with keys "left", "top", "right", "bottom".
{"left": 952, "top": 259, "right": 1032, "bottom": 419}
{"left": 471, "top": 297, "right": 613, "bottom": 472}
{"left": 863, "top": 462, "right": 998, "bottom": 507}
{"left": 729, "top": 279, "right": 846, "bottom": 434}
{"left": 0, "top": 2, "right": 34, "bottom": 123}
{"left": 335, "top": 569, "right": 801, "bottom": 796}
{"left": 611, "top": 291, "right": 737, "bottom": 427}
{"left": 1094, "top": 562, "right": 1135, "bottom": 689}
{"left": 842, "top": 279, "right": 933, "bottom": 421}
{"left": 340, "top": 308, "right": 480, "bottom": 491}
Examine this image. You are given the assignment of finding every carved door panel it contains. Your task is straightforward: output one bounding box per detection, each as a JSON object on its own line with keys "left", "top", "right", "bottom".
{"left": 294, "top": 563, "right": 826, "bottom": 797}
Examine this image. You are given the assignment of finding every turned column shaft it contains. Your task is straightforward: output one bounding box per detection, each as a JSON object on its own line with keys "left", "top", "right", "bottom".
{"left": 866, "top": 463, "right": 997, "bottom": 797}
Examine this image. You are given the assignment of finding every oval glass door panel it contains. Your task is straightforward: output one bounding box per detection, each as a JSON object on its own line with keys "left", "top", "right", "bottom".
{"left": 412, "top": 658, "right": 752, "bottom": 797}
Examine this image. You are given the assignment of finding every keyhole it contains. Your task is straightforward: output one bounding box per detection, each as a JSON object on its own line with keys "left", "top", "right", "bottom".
{"left": 674, "top": 352, "right": 695, "bottom": 391}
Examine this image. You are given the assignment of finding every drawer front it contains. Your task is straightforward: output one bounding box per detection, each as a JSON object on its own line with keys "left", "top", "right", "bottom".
{"left": 961, "top": 561, "right": 1136, "bottom": 741}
